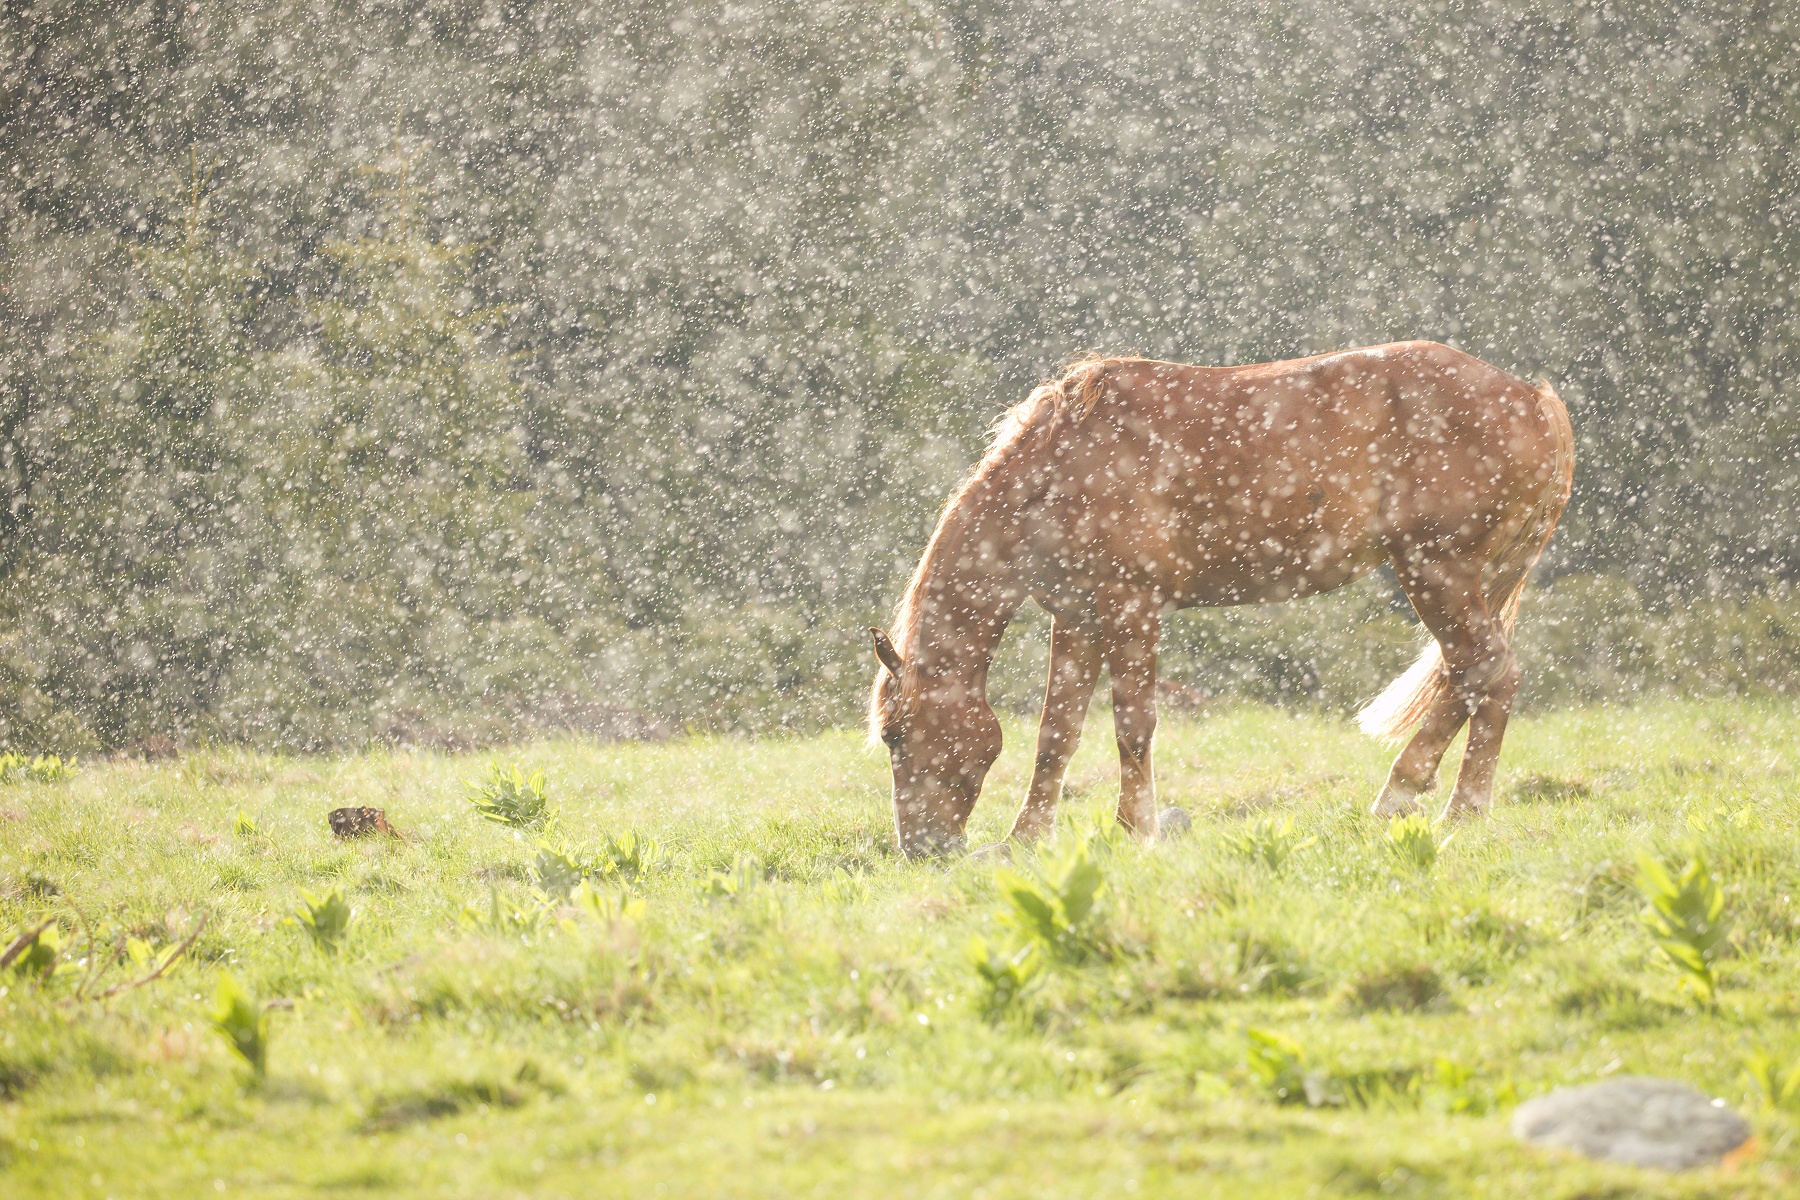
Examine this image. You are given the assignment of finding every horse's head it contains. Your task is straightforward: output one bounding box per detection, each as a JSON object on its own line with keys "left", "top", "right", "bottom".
{"left": 870, "top": 627, "right": 1002, "bottom": 859}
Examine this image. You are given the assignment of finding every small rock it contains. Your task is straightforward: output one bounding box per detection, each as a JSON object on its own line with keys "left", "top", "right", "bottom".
{"left": 1156, "top": 807, "right": 1192, "bottom": 841}
{"left": 1512, "top": 1076, "right": 1750, "bottom": 1170}
{"left": 328, "top": 806, "right": 401, "bottom": 840}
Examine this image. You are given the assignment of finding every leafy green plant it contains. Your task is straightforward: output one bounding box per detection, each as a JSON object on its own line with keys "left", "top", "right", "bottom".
{"left": 1744, "top": 1049, "right": 1800, "bottom": 1112}
{"left": 460, "top": 888, "right": 551, "bottom": 938}
{"left": 993, "top": 829, "right": 1110, "bottom": 964}
{"left": 1385, "top": 814, "right": 1443, "bottom": 872}
{"left": 698, "top": 855, "right": 762, "bottom": 901}
{"left": 1245, "top": 1027, "right": 1310, "bottom": 1105}
{"left": 532, "top": 840, "right": 592, "bottom": 899}
{"left": 466, "top": 762, "right": 554, "bottom": 829}
{"left": 232, "top": 810, "right": 262, "bottom": 837}
{"left": 572, "top": 879, "right": 646, "bottom": 925}
{"left": 289, "top": 887, "right": 354, "bottom": 954}
{"left": 1635, "top": 848, "right": 1731, "bottom": 1003}
{"left": 597, "top": 829, "right": 661, "bottom": 881}
{"left": 966, "top": 935, "right": 1042, "bottom": 1021}
{"left": 0, "top": 753, "right": 77, "bottom": 784}
{"left": 208, "top": 971, "right": 269, "bottom": 1077}
{"left": 1226, "top": 816, "right": 1316, "bottom": 873}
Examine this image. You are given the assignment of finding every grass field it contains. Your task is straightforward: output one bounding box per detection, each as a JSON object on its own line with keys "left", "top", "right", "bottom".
{"left": 3, "top": 699, "right": 1800, "bottom": 1198}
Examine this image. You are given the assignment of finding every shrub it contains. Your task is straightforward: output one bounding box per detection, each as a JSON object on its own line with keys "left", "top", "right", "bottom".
{"left": 0, "top": 753, "right": 77, "bottom": 784}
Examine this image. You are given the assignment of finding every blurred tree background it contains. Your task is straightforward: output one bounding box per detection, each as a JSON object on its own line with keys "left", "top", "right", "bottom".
{"left": 1, "top": 0, "right": 1796, "bottom": 751}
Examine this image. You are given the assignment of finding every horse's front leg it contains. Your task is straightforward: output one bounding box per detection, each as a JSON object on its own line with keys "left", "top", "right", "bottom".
{"left": 1098, "top": 587, "right": 1162, "bottom": 841}
{"left": 1009, "top": 615, "right": 1102, "bottom": 843}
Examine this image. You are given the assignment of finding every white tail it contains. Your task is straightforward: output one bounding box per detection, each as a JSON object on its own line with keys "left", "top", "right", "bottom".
{"left": 1355, "top": 640, "right": 1445, "bottom": 743}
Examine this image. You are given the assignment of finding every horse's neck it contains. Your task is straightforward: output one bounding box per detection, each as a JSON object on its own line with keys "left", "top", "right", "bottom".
{"left": 904, "top": 502, "right": 1025, "bottom": 689}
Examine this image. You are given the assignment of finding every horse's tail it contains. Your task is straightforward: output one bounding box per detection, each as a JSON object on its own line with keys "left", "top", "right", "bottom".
{"left": 1356, "top": 380, "right": 1573, "bottom": 744}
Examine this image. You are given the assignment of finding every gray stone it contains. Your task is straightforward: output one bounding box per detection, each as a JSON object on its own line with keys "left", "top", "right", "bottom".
{"left": 1155, "top": 807, "right": 1192, "bottom": 841}
{"left": 1511, "top": 1076, "right": 1751, "bottom": 1170}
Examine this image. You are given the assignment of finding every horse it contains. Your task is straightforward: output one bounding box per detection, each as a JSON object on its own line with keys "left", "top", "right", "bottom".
{"left": 868, "top": 341, "right": 1573, "bottom": 858}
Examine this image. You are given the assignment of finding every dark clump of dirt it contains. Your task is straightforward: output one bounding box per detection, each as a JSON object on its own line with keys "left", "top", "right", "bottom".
{"left": 1508, "top": 774, "right": 1595, "bottom": 804}
{"left": 1344, "top": 964, "right": 1448, "bottom": 1012}
{"left": 359, "top": 1062, "right": 556, "bottom": 1132}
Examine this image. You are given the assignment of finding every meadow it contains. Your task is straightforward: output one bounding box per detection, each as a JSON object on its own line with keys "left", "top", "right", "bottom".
{"left": 3, "top": 699, "right": 1799, "bottom": 1198}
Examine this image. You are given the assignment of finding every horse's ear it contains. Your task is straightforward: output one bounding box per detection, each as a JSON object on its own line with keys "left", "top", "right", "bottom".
{"left": 871, "top": 627, "right": 904, "bottom": 678}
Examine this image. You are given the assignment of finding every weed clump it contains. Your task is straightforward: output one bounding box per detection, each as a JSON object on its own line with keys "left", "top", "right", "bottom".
{"left": 1225, "top": 816, "right": 1315, "bottom": 873}
{"left": 993, "top": 828, "right": 1111, "bottom": 965}
{"left": 965, "top": 935, "right": 1041, "bottom": 1021}
{"left": 0, "top": 753, "right": 76, "bottom": 784}
{"left": 1635, "top": 848, "right": 1730, "bottom": 1003}
{"left": 467, "top": 762, "right": 553, "bottom": 829}
{"left": 208, "top": 971, "right": 269, "bottom": 1077}
{"left": 1225, "top": 927, "right": 1317, "bottom": 996}
{"left": 1385, "top": 814, "right": 1443, "bottom": 872}
{"left": 1343, "top": 963, "right": 1446, "bottom": 1012}
{"left": 289, "top": 887, "right": 354, "bottom": 954}
{"left": 1744, "top": 1049, "right": 1800, "bottom": 1112}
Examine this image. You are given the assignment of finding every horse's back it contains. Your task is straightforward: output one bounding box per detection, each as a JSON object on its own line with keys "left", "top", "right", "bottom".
{"left": 1018, "top": 343, "right": 1565, "bottom": 603}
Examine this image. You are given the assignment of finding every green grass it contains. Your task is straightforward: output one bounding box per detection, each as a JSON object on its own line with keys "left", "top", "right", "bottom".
{"left": 4, "top": 699, "right": 1800, "bottom": 1197}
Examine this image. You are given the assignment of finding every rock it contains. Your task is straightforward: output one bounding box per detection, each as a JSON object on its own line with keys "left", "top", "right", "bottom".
{"left": 328, "top": 806, "right": 402, "bottom": 840}
{"left": 1511, "top": 1076, "right": 1751, "bottom": 1170}
{"left": 1155, "top": 807, "right": 1192, "bottom": 841}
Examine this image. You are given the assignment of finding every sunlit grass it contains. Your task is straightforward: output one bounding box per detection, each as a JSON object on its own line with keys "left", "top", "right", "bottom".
{"left": 3, "top": 699, "right": 1799, "bottom": 1197}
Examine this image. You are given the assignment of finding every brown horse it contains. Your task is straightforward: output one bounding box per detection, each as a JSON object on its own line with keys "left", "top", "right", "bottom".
{"left": 869, "top": 341, "right": 1573, "bottom": 858}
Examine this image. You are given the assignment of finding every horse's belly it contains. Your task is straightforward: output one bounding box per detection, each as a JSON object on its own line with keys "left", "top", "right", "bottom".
{"left": 1161, "top": 504, "right": 1385, "bottom": 606}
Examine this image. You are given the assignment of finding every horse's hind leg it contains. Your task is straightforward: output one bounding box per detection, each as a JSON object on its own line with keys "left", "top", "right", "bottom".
{"left": 1097, "top": 587, "right": 1162, "bottom": 841}
{"left": 1386, "top": 561, "right": 1520, "bottom": 820}
{"left": 1009, "top": 615, "right": 1102, "bottom": 844}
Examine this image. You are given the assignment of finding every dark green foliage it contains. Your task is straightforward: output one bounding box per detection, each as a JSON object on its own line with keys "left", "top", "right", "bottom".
{"left": 965, "top": 935, "right": 1042, "bottom": 1021}
{"left": 289, "top": 887, "right": 354, "bottom": 954}
{"left": 207, "top": 970, "right": 269, "bottom": 1076}
{"left": 3, "top": 3, "right": 1800, "bottom": 750}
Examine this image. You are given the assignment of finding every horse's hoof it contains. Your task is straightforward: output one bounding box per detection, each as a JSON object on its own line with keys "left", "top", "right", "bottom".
{"left": 1437, "top": 798, "right": 1490, "bottom": 824}
{"left": 1155, "top": 807, "right": 1192, "bottom": 841}
{"left": 1371, "top": 785, "right": 1425, "bottom": 818}
{"left": 967, "top": 840, "right": 1013, "bottom": 863}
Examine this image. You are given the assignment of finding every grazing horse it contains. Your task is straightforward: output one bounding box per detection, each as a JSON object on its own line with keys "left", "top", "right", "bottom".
{"left": 869, "top": 341, "right": 1573, "bottom": 858}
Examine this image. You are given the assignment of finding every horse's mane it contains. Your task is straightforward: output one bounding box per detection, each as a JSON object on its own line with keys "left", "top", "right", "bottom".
{"left": 868, "top": 355, "right": 1139, "bottom": 742}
